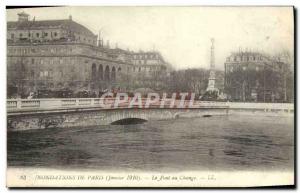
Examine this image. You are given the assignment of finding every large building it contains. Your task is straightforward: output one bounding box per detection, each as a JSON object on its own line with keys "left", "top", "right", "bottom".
{"left": 224, "top": 51, "right": 293, "bottom": 102}
{"left": 7, "top": 12, "right": 171, "bottom": 98}
{"left": 130, "top": 51, "right": 171, "bottom": 90}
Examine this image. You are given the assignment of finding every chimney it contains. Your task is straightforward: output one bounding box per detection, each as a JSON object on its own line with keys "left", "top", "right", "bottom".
{"left": 18, "top": 11, "right": 29, "bottom": 22}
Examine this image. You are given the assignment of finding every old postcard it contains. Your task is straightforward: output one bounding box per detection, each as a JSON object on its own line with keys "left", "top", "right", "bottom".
{"left": 6, "top": 6, "right": 294, "bottom": 187}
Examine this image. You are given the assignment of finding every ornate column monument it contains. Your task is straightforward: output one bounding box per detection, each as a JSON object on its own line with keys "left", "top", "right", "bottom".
{"left": 206, "top": 38, "right": 219, "bottom": 93}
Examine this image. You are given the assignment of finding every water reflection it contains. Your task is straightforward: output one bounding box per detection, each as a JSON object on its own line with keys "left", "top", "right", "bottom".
{"left": 7, "top": 116, "right": 294, "bottom": 171}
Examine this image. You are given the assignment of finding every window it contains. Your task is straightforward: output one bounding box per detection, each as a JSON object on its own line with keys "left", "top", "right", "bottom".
{"left": 44, "top": 32, "right": 48, "bottom": 37}
{"left": 19, "top": 33, "right": 23, "bottom": 38}
{"left": 31, "top": 70, "right": 34, "bottom": 77}
{"left": 234, "top": 57, "right": 237, "bottom": 61}
{"left": 31, "top": 58, "right": 35, "bottom": 64}
{"left": 54, "top": 32, "right": 57, "bottom": 37}
{"left": 11, "top": 34, "right": 14, "bottom": 39}
{"left": 36, "top": 33, "right": 40, "bottom": 38}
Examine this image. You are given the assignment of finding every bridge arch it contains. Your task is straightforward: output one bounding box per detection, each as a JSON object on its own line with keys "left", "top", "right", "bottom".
{"left": 111, "top": 118, "right": 147, "bottom": 125}
{"left": 106, "top": 111, "right": 149, "bottom": 125}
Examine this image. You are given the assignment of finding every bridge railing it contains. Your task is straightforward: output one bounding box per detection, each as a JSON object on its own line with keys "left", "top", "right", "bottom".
{"left": 7, "top": 98, "right": 229, "bottom": 111}
{"left": 7, "top": 98, "right": 294, "bottom": 112}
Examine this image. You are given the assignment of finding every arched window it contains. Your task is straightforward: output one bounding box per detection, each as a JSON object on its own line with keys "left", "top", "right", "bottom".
{"left": 92, "top": 63, "right": 97, "bottom": 81}
{"left": 104, "top": 66, "right": 110, "bottom": 81}
{"left": 111, "top": 67, "right": 116, "bottom": 81}
{"left": 98, "top": 64, "right": 103, "bottom": 80}
{"left": 118, "top": 67, "right": 121, "bottom": 72}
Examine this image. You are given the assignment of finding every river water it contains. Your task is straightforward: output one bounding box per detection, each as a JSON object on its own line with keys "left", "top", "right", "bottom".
{"left": 7, "top": 115, "right": 294, "bottom": 172}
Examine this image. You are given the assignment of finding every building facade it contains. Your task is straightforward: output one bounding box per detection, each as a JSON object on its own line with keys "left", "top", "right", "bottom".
{"left": 130, "top": 51, "right": 171, "bottom": 90}
{"left": 224, "top": 51, "right": 293, "bottom": 102}
{"left": 8, "top": 12, "right": 172, "bottom": 98}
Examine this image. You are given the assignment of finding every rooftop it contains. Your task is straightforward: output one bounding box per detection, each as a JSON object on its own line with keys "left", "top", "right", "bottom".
{"left": 7, "top": 14, "right": 95, "bottom": 37}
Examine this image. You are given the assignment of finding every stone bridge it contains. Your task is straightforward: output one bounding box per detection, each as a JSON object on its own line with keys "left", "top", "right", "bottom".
{"left": 7, "top": 98, "right": 293, "bottom": 131}
{"left": 7, "top": 98, "right": 230, "bottom": 131}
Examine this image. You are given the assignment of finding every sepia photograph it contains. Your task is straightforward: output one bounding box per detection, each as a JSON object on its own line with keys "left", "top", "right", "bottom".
{"left": 5, "top": 6, "right": 294, "bottom": 187}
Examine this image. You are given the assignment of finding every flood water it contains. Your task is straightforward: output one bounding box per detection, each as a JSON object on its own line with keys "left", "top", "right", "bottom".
{"left": 7, "top": 115, "right": 294, "bottom": 172}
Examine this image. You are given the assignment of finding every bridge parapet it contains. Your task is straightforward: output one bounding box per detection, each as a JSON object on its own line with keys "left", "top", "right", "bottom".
{"left": 7, "top": 98, "right": 230, "bottom": 112}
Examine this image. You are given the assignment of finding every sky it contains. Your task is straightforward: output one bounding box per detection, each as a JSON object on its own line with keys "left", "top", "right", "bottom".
{"left": 6, "top": 6, "right": 294, "bottom": 70}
